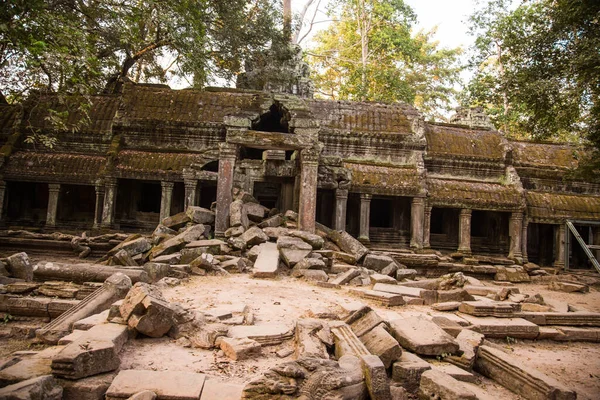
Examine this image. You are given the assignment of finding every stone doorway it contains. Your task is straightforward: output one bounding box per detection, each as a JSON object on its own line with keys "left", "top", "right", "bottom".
{"left": 527, "top": 223, "right": 556, "bottom": 266}
{"left": 253, "top": 179, "right": 294, "bottom": 212}
{"left": 5, "top": 181, "right": 49, "bottom": 227}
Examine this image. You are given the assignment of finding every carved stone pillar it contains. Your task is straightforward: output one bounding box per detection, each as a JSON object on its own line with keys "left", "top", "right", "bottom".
{"left": 215, "top": 143, "right": 238, "bottom": 238}
{"left": 423, "top": 204, "right": 432, "bottom": 249}
{"left": 554, "top": 223, "right": 566, "bottom": 268}
{"left": 457, "top": 209, "right": 472, "bottom": 255}
{"left": 101, "top": 178, "right": 118, "bottom": 228}
{"left": 184, "top": 179, "right": 197, "bottom": 210}
{"left": 298, "top": 147, "right": 320, "bottom": 233}
{"left": 334, "top": 188, "right": 348, "bottom": 231}
{"left": 160, "top": 181, "right": 174, "bottom": 221}
{"left": 358, "top": 193, "right": 372, "bottom": 243}
{"left": 0, "top": 181, "right": 6, "bottom": 222}
{"left": 508, "top": 212, "right": 524, "bottom": 263}
{"left": 46, "top": 183, "right": 60, "bottom": 228}
{"left": 410, "top": 197, "right": 425, "bottom": 250}
{"left": 93, "top": 183, "right": 105, "bottom": 229}
{"left": 521, "top": 215, "right": 529, "bottom": 263}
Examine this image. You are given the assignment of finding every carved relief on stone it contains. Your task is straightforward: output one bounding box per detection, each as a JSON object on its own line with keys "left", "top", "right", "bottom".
{"left": 317, "top": 165, "right": 352, "bottom": 190}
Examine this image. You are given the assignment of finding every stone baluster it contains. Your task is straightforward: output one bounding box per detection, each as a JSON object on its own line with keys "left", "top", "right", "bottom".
{"left": 215, "top": 143, "right": 238, "bottom": 238}
{"left": 410, "top": 197, "right": 425, "bottom": 250}
{"left": 93, "top": 183, "right": 105, "bottom": 229}
{"left": 423, "top": 204, "right": 432, "bottom": 249}
{"left": 554, "top": 223, "right": 566, "bottom": 268}
{"left": 159, "top": 181, "right": 174, "bottom": 222}
{"left": 101, "top": 178, "right": 118, "bottom": 228}
{"left": 334, "top": 188, "right": 348, "bottom": 231}
{"left": 46, "top": 183, "right": 60, "bottom": 228}
{"left": 298, "top": 146, "right": 320, "bottom": 233}
{"left": 457, "top": 209, "right": 472, "bottom": 255}
{"left": 521, "top": 215, "right": 529, "bottom": 263}
{"left": 358, "top": 193, "right": 372, "bottom": 243}
{"left": 508, "top": 212, "right": 524, "bottom": 263}
{"left": 183, "top": 179, "right": 197, "bottom": 210}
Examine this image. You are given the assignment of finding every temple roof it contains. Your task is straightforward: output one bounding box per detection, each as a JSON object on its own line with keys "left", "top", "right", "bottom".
{"left": 425, "top": 124, "right": 505, "bottom": 160}
{"left": 115, "top": 150, "right": 212, "bottom": 179}
{"left": 345, "top": 162, "right": 423, "bottom": 196}
{"left": 427, "top": 178, "right": 524, "bottom": 211}
{"left": 3, "top": 151, "right": 106, "bottom": 183}
{"left": 510, "top": 141, "right": 582, "bottom": 169}
{"left": 526, "top": 191, "right": 600, "bottom": 222}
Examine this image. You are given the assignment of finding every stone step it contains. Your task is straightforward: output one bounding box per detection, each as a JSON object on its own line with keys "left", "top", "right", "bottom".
{"left": 388, "top": 316, "right": 459, "bottom": 356}
{"left": 458, "top": 314, "right": 539, "bottom": 339}
{"left": 105, "top": 370, "right": 206, "bottom": 400}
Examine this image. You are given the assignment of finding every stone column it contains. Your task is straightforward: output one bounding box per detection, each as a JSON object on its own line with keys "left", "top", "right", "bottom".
{"left": 215, "top": 143, "right": 238, "bottom": 238}
{"left": 358, "top": 193, "right": 372, "bottom": 243}
{"left": 159, "top": 181, "right": 174, "bottom": 221}
{"left": 508, "top": 212, "right": 524, "bottom": 263}
{"left": 0, "top": 181, "right": 6, "bottom": 222}
{"left": 410, "top": 197, "right": 425, "bottom": 250}
{"left": 554, "top": 223, "right": 566, "bottom": 268}
{"left": 521, "top": 215, "right": 529, "bottom": 263}
{"left": 46, "top": 183, "right": 60, "bottom": 228}
{"left": 298, "top": 147, "right": 320, "bottom": 233}
{"left": 457, "top": 209, "right": 472, "bottom": 255}
{"left": 423, "top": 204, "right": 432, "bottom": 249}
{"left": 184, "top": 179, "right": 197, "bottom": 210}
{"left": 93, "top": 183, "right": 105, "bottom": 229}
{"left": 333, "top": 188, "right": 348, "bottom": 231}
{"left": 101, "top": 178, "right": 118, "bottom": 228}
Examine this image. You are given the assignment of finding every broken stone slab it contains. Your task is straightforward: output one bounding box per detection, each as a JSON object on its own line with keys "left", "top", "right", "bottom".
{"left": 348, "top": 288, "right": 405, "bottom": 307}
{"left": 289, "top": 230, "right": 325, "bottom": 249}
{"left": 395, "top": 268, "right": 417, "bottom": 281}
{"left": 330, "top": 268, "right": 360, "bottom": 286}
{"left": 186, "top": 206, "right": 215, "bottom": 224}
{"left": 189, "top": 323, "right": 229, "bottom": 349}
{"left": 363, "top": 254, "right": 396, "bottom": 272}
{"left": 105, "top": 370, "right": 206, "bottom": 400}
{"left": 295, "top": 319, "right": 329, "bottom": 359}
{"left": 36, "top": 273, "right": 132, "bottom": 344}
{"left": 72, "top": 309, "right": 110, "bottom": 331}
{"left": 185, "top": 239, "right": 226, "bottom": 252}
{"left": 370, "top": 273, "right": 397, "bottom": 284}
{"left": 419, "top": 369, "right": 478, "bottom": 400}
{"left": 348, "top": 309, "right": 384, "bottom": 337}
{"left": 0, "top": 346, "right": 65, "bottom": 387}
{"left": 239, "top": 226, "right": 269, "bottom": 247}
{"left": 391, "top": 352, "right": 431, "bottom": 392}
{"left": 328, "top": 230, "right": 369, "bottom": 262}
{"left": 258, "top": 214, "right": 284, "bottom": 228}
{"left": 294, "top": 269, "right": 329, "bottom": 282}
{"left": 432, "top": 363, "right": 476, "bottom": 383}
{"left": 360, "top": 354, "right": 392, "bottom": 400}
{"left": 110, "top": 249, "right": 138, "bottom": 267}
{"left": 218, "top": 337, "right": 261, "bottom": 361}
{"left": 0, "top": 375, "right": 63, "bottom": 400}
{"left": 6, "top": 252, "right": 33, "bottom": 281}
{"left": 277, "top": 236, "right": 313, "bottom": 266}
{"left": 148, "top": 235, "right": 186, "bottom": 260}
{"left": 432, "top": 301, "right": 462, "bottom": 311}
{"left": 293, "top": 257, "right": 327, "bottom": 270}
{"left": 51, "top": 323, "right": 128, "bottom": 379}
{"left": 548, "top": 281, "right": 589, "bottom": 293}
{"left": 34, "top": 262, "right": 150, "bottom": 284}
{"left": 252, "top": 242, "right": 279, "bottom": 278}
{"left": 142, "top": 262, "right": 170, "bottom": 283}
{"left": 261, "top": 226, "right": 290, "bottom": 240}
{"left": 161, "top": 212, "right": 191, "bottom": 230}
{"left": 200, "top": 379, "right": 244, "bottom": 400}
{"left": 372, "top": 283, "right": 436, "bottom": 305}
{"left": 459, "top": 314, "right": 539, "bottom": 339}
{"left": 360, "top": 324, "right": 402, "bottom": 369}
{"left": 516, "top": 311, "right": 600, "bottom": 327}
{"left": 228, "top": 324, "right": 294, "bottom": 346}
{"left": 57, "top": 371, "right": 116, "bottom": 400}
{"left": 475, "top": 345, "right": 576, "bottom": 400}
{"left": 37, "top": 281, "right": 81, "bottom": 298}
{"left": 332, "top": 251, "right": 358, "bottom": 265}
{"left": 437, "top": 289, "right": 475, "bottom": 303}
{"left": 4, "top": 282, "right": 41, "bottom": 294}
{"left": 431, "top": 316, "right": 464, "bottom": 338}
{"left": 463, "top": 285, "right": 519, "bottom": 298}
{"left": 330, "top": 322, "right": 370, "bottom": 359}
{"left": 458, "top": 301, "right": 520, "bottom": 317}
{"left": 230, "top": 199, "right": 249, "bottom": 229}
{"left": 388, "top": 316, "right": 459, "bottom": 356}
{"left": 495, "top": 266, "right": 530, "bottom": 282}
{"left": 0, "top": 295, "right": 78, "bottom": 318}
{"left": 446, "top": 329, "right": 485, "bottom": 369}
{"left": 393, "top": 253, "right": 439, "bottom": 269}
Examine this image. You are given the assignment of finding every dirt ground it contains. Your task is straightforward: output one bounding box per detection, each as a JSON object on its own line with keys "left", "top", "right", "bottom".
{"left": 2, "top": 254, "right": 600, "bottom": 399}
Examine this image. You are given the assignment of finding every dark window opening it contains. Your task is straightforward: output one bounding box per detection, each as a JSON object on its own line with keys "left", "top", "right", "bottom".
{"left": 199, "top": 184, "right": 217, "bottom": 209}
{"left": 527, "top": 223, "right": 555, "bottom": 267}
{"left": 138, "top": 182, "right": 161, "bottom": 213}
{"left": 201, "top": 160, "right": 219, "bottom": 172}
{"left": 471, "top": 210, "right": 486, "bottom": 237}
{"left": 57, "top": 184, "right": 95, "bottom": 222}
{"left": 285, "top": 150, "right": 296, "bottom": 160}
{"left": 251, "top": 102, "right": 291, "bottom": 133}
{"left": 5, "top": 181, "right": 49, "bottom": 226}
{"left": 370, "top": 198, "right": 393, "bottom": 228}
{"left": 254, "top": 181, "right": 281, "bottom": 209}
{"left": 240, "top": 147, "right": 264, "bottom": 160}
{"left": 316, "top": 189, "right": 334, "bottom": 227}
{"left": 430, "top": 208, "right": 445, "bottom": 234}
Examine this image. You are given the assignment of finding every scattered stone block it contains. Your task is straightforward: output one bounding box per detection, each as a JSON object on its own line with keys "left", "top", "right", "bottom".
{"left": 388, "top": 316, "right": 459, "bottom": 356}
{"left": 437, "top": 289, "right": 474, "bottom": 303}
{"left": 57, "top": 371, "right": 117, "bottom": 400}
{"left": 360, "top": 354, "right": 392, "bottom": 400}
{"left": 186, "top": 206, "right": 215, "bottom": 224}
{"left": 360, "top": 324, "right": 402, "bottom": 369}
{"left": 161, "top": 212, "right": 191, "bottom": 230}
{"left": 330, "top": 322, "right": 370, "bottom": 359}
{"left": 105, "top": 370, "right": 206, "bottom": 400}
{"left": 289, "top": 230, "right": 325, "bottom": 249}
{"left": 349, "top": 288, "right": 405, "bottom": 307}
{"left": 548, "top": 281, "right": 589, "bottom": 293}
{"left": 373, "top": 283, "right": 436, "bottom": 305}
{"left": 277, "top": 236, "right": 312, "bottom": 267}
{"left": 419, "top": 369, "right": 478, "bottom": 400}
{"left": 72, "top": 309, "right": 109, "bottom": 330}
{"left": 392, "top": 352, "right": 431, "bottom": 392}
{"left": 331, "top": 263, "right": 355, "bottom": 273}
{"left": 240, "top": 226, "right": 269, "bottom": 247}
{"left": 295, "top": 319, "right": 329, "bottom": 359}
{"left": 446, "top": 329, "right": 485, "bottom": 369}
{"left": 142, "top": 262, "right": 170, "bottom": 283}
{"left": 228, "top": 324, "right": 294, "bottom": 346}
{"left": 432, "top": 301, "right": 461, "bottom": 311}
{"left": 294, "top": 258, "right": 327, "bottom": 270}
{"left": 458, "top": 300, "right": 520, "bottom": 317}
{"left": 395, "top": 268, "right": 417, "bottom": 281}
{"left": 6, "top": 252, "right": 33, "bottom": 281}
{"left": 432, "top": 363, "right": 476, "bottom": 383}
{"left": 200, "top": 379, "right": 243, "bottom": 400}
{"left": 370, "top": 273, "right": 397, "bottom": 284}
{"left": 252, "top": 242, "right": 279, "bottom": 278}
{"left": 219, "top": 337, "right": 261, "bottom": 361}
{"left": 495, "top": 266, "right": 530, "bottom": 282}
{"left": 296, "top": 269, "right": 329, "bottom": 282}
{"left": 189, "top": 323, "right": 229, "bottom": 349}
{"left": 349, "top": 309, "right": 384, "bottom": 337}
{"left": 330, "top": 268, "right": 360, "bottom": 286}
{"left": 328, "top": 231, "right": 369, "bottom": 262}
{"left": 332, "top": 251, "right": 358, "bottom": 265}
{"left": 363, "top": 254, "right": 396, "bottom": 272}
{"left": 0, "top": 375, "right": 62, "bottom": 400}
{"left": 258, "top": 214, "right": 284, "bottom": 228}
{"left": 119, "top": 282, "right": 174, "bottom": 338}
{"left": 128, "top": 390, "right": 157, "bottom": 400}
{"left": 431, "top": 316, "right": 464, "bottom": 337}
{"left": 475, "top": 345, "right": 576, "bottom": 400}
{"left": 459, "top": 315, "right": 539, "bottom": 339}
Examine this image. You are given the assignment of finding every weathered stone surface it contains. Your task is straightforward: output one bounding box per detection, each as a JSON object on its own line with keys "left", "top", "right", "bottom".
{"left": 373, "top": 283, "right": 436, "bottom": 305}
{"left": 262, "top": 227, "right": 290, "bottom": 240}
{"left": 228, "top": 324, "right": 294, "bottom": 346}
{"left": 189, "top": 323, "right": 229, "bottom": 349}
{"left": 437, "top": 289, "right": 474, "bottom": 303}
{"left": 51, "top": 323, "right": 128, "bottom": 379}
{"left": 186, "top": 206, "right": 215, "bottom": 224}
{"left": 277, "top": 236, "right": 312, "bottom": 267}
{"left": 295, "top": 319, "right": 329, "bottom": 359}
{"left": 105, "top": 370, "right": 206, "bottom": 400}
{"left": 395, "top": 268, "right": 417, "bottom": 281}
{"left": 495, "top": 266, "right": 530, "bottom": 283}
{"left": 294, "top": 269, "right": 329, "bottom": 282}
{"left": 328, "top": 231, "right": 369, "bottom": 262}
{"left": 119, "top": 282, "right": 174, "bottom": 337}
{"left": 363, "top": 254, "right": 396, "bottom": 272}
{"left": 388, "top": 316, "right": 459, "bottom": 356}
{"left": 128, "top": 390, "right": 157, "bottom": 400}
{"left": 475, "top": 345, "right": 576, "bottom": 400}
{"left": 142, "top": 262, "right": 170, "bottom": 283}
{"left": 419, "top": 369, "right": 478, "bottom": 400}
{"left": 161, "top": 212, "right": 191, "bottom": 230}
{"left": 432, "top": 301, "right": 461, "bottom": 311}
{"left": 58, "top": 371, "right": 117, "bottom": 400}
{"left": 392, "top": 352, "right": 431, "bottom": 392}
{"left": 199, "top": 379, "right": 243, "bottom": 400}
{"left": 239, "top": 226, "right": 269, "bottom": 247}
{"left": 243, "top": 202, "right": 267, "bottom": 222}
{"left": 258, "top": 214, "right": 284, "bottom": 228}
{"left": 348, "top": 309, "right": 384, "bottom": 337}
{"left": 0, "top": 375, "right": 62, "bottom": 400}
{"left": 432, "top": 363, "right": 476, "bottom": 383}
{"left": 431, "top": 316, "right": 464, "bottom": 337}
{"left": 458, "top": 300, "right": 519, "bottom": 317}
{"left": 330, "top": 268, "right": 360, "bottom": 286}
{"left": 151, "top": 253, "right": 181, "bottom": 265}
{"left": 332, "top": 251, "right": 358, "bottom": 265}
{"left": 149, "top": 236, "right": 185, "bottom": 260}
{"left": 224, "top": 226, "right": 244, "bottom": 238}
{"left": 72, "top": 309, "right": 109, "bottom": 331}
{"left": 219, "top": 337, "right": 261, "bottom": 361}
{"left": 294, "top": 257, "right": 326, "bottom": 270}
{"left": 111, "top": 249, "right": 138, "bottom": 267}
{"left": 349, "top": 288, "right": 405, "bottom": 307}
{"left": 230, "top": 199, "right": 249, "bottom": 229}
{"left": 516, "top": 311, "right": 600, "bottom": 327}
{"left": 289, "top": 230, "right": 325, "bottom": 249}
{"left": 185, "top": 239, "right": 225, "bottom": 252}
{"left": 252, "top": 242, "right": 279, "bottom": 278}
{"left": 370, "top": 273, "right": 397, "bottom": 284}
{"left": 6, "top": 252, "right": 33, "bottom": 281}
{"left": 360, "top": 324, "right": 402, "bottom": 369}
{"left": 0, "top": 346, "right": 65, "bottom": 387}
{"left": 3, "top": 282, "right": 40, "bottom": 294}
{"left": 330, "top": 322, "right": 370, "bottom": 359}
{"left": 548, "top": 281, "right": 589, "bottom": 293}
{"left": 459, "top": 315, "right": 539, "bottom": 339}
{"left": 446, "top": 329, "right": 485, "bottom": 369}
{"left": 361, "top": 354, "right": 392, "bottom": 400}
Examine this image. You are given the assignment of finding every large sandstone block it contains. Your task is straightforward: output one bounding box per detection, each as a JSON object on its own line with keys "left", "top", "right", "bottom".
{"left": 360, "top": 354, "right": 392, "bottom": 400}
{"left": 330, "top": 322, "right": 370, "bottom": 359}
{"left": 252, "top": 242, "right": 279, "bottom": 278}
{"left": 328, "top": 231, "right": 369, "bottom": 262}
{"left": 295, "top": 319, "right": 329, "bottom": 359}
{"left": 388, "top": 316, "right": 459, "bottom": 356}
{"left": 363, "top": 254, "right": 396, "bottom": 272}
{"left": 289, "top": 230, "right": 325, "bottom": 249}
{"left": 119, "top": 283, "right": 174, "bottom": 338}
{"left": 239, "top": 226, "right": 268, "bottom": 247}
{"left": 200, "top": 379, "right": 243, "bottom": 400}
{"left": 0, "top": 375, "right": 62, "bottom": 400}
{"left": 0, "top": 346, "right": 65, "bottom": 387}
{"left": 373, "top": 283, "right": 436, "bottom": 305}
{"left": 459, "top": 315, "right": 539, "bottom": 339}
{"left": 6, "top": 252, "right": 33, "bottom": 281}
{"left": 277, "top": 236, "right": 312, "bottom": 267}
{"left": 219, "top": 337, "right": 261, "bottom": 361}
{"left": 161, "top": 212, "right": 191, "bottom": 230}
{"left": 186, "top": 206, "right": 215, "bottom": 224}
{"left": 228, "top": 324, "right": 294, "bottom": 346}
{"left": 360, "top": 324, "right": 402, "bottom": 369}
{"left": 105, "top": 370, "right": 206, "bottom": 400}
{"left": 419, "top": 369, "right": 478, "bottom": 400}
{"left": 392, "top": 352, "right": 431, "bottom": 392}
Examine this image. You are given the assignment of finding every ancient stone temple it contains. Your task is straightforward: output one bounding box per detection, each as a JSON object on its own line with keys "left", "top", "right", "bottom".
{"left": 0, "top": 80, "right": 599, "bottom": 269}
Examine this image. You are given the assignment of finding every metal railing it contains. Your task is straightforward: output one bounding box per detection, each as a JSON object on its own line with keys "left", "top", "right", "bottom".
{"left": 565, "top": 220, "right": 600, "bottom": 274}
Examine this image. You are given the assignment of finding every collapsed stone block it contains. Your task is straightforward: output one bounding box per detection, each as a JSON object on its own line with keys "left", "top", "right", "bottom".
{"left": 243, "top": 202, "right": 267, "bottom": 222}
{"left": 119, "top": 282, "right": 174, "bottom": 338}
{"left": 392, "top": 352, "right": 431, "bottom": 392}
{"left": 419, "top": 369, "right": 478, "bottom": 400}
{"left": 161, "top": 212, "right": 191, "bottom": 230}
{"left": 289, "top": 230, "right": 325, "bottom": 249}
{"left": 548, "top": 281, "right": 589, "bottom": 293}
{"left": 239, "top": 226, "right": 269, "bottom": 247}
{"left": 295, "top": 319, "right": 329, "bottom": 359}
{"left": 230, "top": 199, "right": 249, "bottom": 229}
{"left": 6, "top": 252, "right": 33, "bottom": 281}
{"left": 446, "top": 329, "right": 485, "bottom": 369}
{"left": 360, "top": 324, "right": 402, "bottom": 369}
{"left": 0, "top": 375, "right": 62, "bottom": 400}
{"left": 277, "top": 236, "right": 312, "bottom": 267}
{"left": 388, "top": 316, "right": 459, "bottom": 356}
{"left": 360, "top": 354, "right": 392, "bottom": 400}
{"left": 328, "top": 231, "right": 369, "bottom": 262}
{"left": 363, "top": 254, "right": 396, "bottom": 272}
{"left": 105, "top": 370, "right": 206, "bottom": 400}
{"left": 219, "top": 337, "right": 261, "bottom": 361}
{"left": 252, "top": 242, "right": 279, "bottom": 278}
{"left": 228, "top": 324, "right": 294, "bottom": 346}
{"left": 186, "top": 206, "right": 215, "bottom": 224}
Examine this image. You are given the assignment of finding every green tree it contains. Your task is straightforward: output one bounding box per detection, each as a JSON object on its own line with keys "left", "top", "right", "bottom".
{"left": 463, "top": 0, "right": 600, "bottom": 149}
{"left": 307, "top": 0, "right": 462, "bottom": 119}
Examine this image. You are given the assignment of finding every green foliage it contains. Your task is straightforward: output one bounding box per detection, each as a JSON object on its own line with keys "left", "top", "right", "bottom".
{"left": 307, "top": 0, "right": 462, "bottom": 119}
{"left": 462, "top": 0, "right": 600, "bottom": 152}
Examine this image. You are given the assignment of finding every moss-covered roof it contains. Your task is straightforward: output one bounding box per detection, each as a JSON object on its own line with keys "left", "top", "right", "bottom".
{"left": 510, "top": 141, "right": 582, "bottom": 169}
{"left": 426, "top": 124, "right": 505, "bottom": 160}
{"left": 3, "top": 151, "right": 106, "bottom": 183}
{"left": 345, "top": 162, "right": 423, "bottom": 196}
{"left": 526, "top": 191, "right": 600, "bottom": 221}
{"left": 116, "top": 150, "right": 207, "bottom": 174}
{"left": 427, "top": 178, "right": 524, "bottom": 210}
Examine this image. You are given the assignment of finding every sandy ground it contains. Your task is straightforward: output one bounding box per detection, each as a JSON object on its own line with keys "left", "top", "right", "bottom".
{"left": 2, "top": 255, "right": 600, "bottom": 398}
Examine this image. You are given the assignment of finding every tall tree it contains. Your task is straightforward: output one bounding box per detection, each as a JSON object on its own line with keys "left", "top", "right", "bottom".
{"left": 307, "top": 0, "right": 462, "bottom": 119}
{"left": 463, "top": 0, "right": 600, "bottom": 149}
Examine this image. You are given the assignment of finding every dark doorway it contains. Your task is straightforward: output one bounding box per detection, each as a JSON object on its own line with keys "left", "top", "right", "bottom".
{"left": 429, "top": 207, "right": 459, "bottom": 251}
{"left": 470, "top": 210, "right": 509, "bottom": 255}
{"left": 527, "top": 223, "right": 555, "bottom": 266}
{"left": 199, "top": 182, "right": 217, "bottom": 210}
{"left": 57, "top": 184, "right": 95, "bottom": 224}
{"left": 5, "top": 181, "right": 49, "bottom": 226}
{"left": 252, "top": 102, "right": 291, "bottom": 133}
{"left": 316, "top": 189, "right": 334, "bottom": 227}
